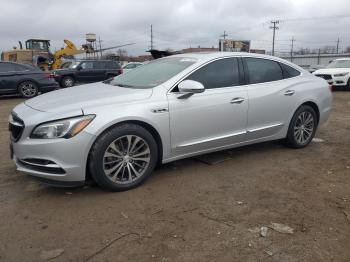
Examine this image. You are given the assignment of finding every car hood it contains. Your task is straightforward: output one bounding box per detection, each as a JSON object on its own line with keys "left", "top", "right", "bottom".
{"left": 25, "top": 82, "right": 153, "bottom": 113}
{"left": 313, "top": 68, "right": 350, "bottom": 75}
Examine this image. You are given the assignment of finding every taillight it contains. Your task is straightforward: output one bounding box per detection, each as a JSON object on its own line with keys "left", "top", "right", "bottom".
{"left": 44, "top": 73, "right": 54, "bottom": 78}
{"left": 118, "top": 68, "right": 123, "bottom": 74}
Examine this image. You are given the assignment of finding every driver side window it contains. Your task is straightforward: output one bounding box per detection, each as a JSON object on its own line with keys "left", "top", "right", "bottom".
{"left": 185, "top": 58, "right": 240, "bottom": 89}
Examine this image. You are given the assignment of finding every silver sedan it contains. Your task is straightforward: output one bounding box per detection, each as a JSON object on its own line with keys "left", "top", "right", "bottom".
{"left": 9, "top": 52, "right": 332, "bottom": 191}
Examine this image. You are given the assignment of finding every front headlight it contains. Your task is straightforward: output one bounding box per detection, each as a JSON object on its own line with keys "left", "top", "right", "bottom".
{"left": 31, "top": 115, "right": 95, "bottom": 139}
{"left": 333, "top": 72, "right": 349, "bottom": 77}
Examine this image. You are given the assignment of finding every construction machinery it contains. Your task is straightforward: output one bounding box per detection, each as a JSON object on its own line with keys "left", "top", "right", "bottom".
{"left": 1, "top": 39, "right": 89, "bottom": 71}
{"left": 1, "top": 38, "right": 135, "bottom": 71}
{"left": 1, "top": 39, "right": 52, "bottom": 70}
{"left": 51, "top": 39, "right": 86, "bottom": 69}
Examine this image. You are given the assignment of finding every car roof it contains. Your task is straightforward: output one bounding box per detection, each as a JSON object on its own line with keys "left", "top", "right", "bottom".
{"left": 334, "top": 58, "right": 350, "bottom": 61}
{"left": 78, "top": 60, "right": 118, "bottom": 62}
{"left": 0, "top": 61, "right": 34, "bottom": 67}
{"left": 170, "top": 52, "right": 303, "bottom": 70}
{"left": 172, "top": 51, "right": 282, "bottom": 60}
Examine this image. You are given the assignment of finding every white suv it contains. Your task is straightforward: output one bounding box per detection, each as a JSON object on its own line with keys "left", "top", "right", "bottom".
{"left": 313, "top": 58, "right": 350, "bottom": 89}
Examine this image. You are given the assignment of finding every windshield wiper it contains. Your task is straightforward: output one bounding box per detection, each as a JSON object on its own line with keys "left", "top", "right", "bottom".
{"left": 114, "top": 83, "right": 135, "bottom": 88}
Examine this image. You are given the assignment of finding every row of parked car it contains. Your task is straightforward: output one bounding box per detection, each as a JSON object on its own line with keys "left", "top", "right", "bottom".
{"left": 0, "top": 60, "right": 143, "bottom": 98}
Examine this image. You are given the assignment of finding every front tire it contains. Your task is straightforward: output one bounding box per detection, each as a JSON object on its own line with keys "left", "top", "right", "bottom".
{"left": 89, "top": 124, "right": 158, "bottom": 191}
{"left": 18, "top": 81, "right": 38, "bottom": 98}
{"left": 286, "top": 105, "right": 317, "bottom": 148}
{"left": 61, "top": 76, "right": 75, "bottom": 88}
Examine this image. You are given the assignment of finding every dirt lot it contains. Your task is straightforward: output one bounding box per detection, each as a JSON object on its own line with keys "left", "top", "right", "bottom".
{"left": 0, "top": 92, "right": 349, "bottom": 262}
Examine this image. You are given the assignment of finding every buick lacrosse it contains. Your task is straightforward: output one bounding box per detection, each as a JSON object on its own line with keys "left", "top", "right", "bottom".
{"left": 9, "top": 52, "right": 332, "bottom": 191}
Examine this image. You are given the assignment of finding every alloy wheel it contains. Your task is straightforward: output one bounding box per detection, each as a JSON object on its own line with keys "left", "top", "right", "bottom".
{"left": 21, "top": 82, "right": 37, "bottom": 97}
{"left": 103, "top": 135, "right": 151, "bottom": 184}
{"left": 293, "top": 111, "right": 314, "bottom": 144}
{"left": 64, "top": 78, "right": 74, "bottom": 87}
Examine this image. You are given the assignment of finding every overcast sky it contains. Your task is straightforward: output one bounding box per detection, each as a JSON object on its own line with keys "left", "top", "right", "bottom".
{"left": 0, "top": 0, "right": 350, "bottom": 56}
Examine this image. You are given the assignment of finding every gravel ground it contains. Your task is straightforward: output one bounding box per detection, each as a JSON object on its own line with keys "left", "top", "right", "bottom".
{"left": 0, "top": 92, "right": 349, "bottom": 262}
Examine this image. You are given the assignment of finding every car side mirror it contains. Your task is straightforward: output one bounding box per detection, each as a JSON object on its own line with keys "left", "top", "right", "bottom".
{"left": 178, "top": 80, "right": 205, "bottom": 95}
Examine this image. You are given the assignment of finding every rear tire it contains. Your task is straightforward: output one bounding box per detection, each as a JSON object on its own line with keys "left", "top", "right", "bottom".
{"left": 61, "top": 76, "right": 75, "bottom": 88}
{"left": 18, "top": 81, "right": 38, "bottom": 98}
{"left": 286, "top": 105, "right": 317, "bottom": 148}
{"left": 89, "top": 124, "right": 158, "bottom": 191}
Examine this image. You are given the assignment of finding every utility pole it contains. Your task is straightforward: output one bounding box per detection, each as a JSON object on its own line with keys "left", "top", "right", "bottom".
{"left": 220, "top": 30, "right": 228, "bottom": 40}
{"left": 290, "top": 36, "right": 295, "bottom": 62}
{"left": 98, "top": 36, "right": 103, "bottom": 59}
{"left": 219, "top": 31, "right": 228, "bottom": 51}
{"left": 270, "top": 20, "right": 279, "bottom": 56}
{"left": 336, "top": 37, "right": 340, "bottom": 54}
{"left": 150, "top": 24, "right": 154, "bottom": 50}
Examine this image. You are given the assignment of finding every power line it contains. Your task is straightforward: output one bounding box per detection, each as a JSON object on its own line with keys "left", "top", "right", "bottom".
{"left": 281, "top": 14, "right": 350, "bottom": 22}
{"left": 269, "top": 20, "right": 279, "bottom": 56}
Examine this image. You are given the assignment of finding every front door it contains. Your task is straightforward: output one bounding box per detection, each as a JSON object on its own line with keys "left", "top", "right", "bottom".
{"left": 76, "top": 61, "right": 95, "bottom": 82}
{"left": 167, "top": 57, "right": 248, "bottom": 156}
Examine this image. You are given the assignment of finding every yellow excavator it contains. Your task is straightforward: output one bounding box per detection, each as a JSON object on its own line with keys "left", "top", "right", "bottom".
{"left": 1, "top": 39, "right": 87, "bottom": 71}
{"left": 2, "top": 38, "right": 134, "bottom": 71}
{"left": 51, "top": 39, "right": 86, "bottom": 69}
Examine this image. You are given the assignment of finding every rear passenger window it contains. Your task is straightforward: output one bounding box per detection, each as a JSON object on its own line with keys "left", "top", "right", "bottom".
{"left": 0, "top": 63, "right": 15, "bottom": 72}
{"left": 280, "top": 63, "right": 301, "bottom": 78}
{"left": 245, "top": 58, "right": 283, "bottom": 84}
{"left": 186, "top": 58, "right": 240, "bottom": 89}
{"left": 93, "top": 62, "right": 105, "bottom": 69}
{"left": 108, "top": 61, "right": 121, "bottom": 69}
{"left": 14, "top": 64, "right": 29, "bottom": 71}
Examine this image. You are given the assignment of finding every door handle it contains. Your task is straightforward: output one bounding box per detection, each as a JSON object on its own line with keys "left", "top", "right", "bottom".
{"left": 284, "top": 90, "right": 295, "bottom": 96}
{"left": 230, "top": 97, "right": 245, "bottom": 104}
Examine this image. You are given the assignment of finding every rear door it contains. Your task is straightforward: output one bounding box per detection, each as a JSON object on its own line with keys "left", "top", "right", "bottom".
{"left": 243, "top": 57, "right": 301, "bottom": 140}
{"left": 0, "top": 63, "right": 17, "bottom": 93}
{"left": 93, "top": 61, "right": 108, "bottom": 81}
{"left": 107, "top": 61, "right": 121, "bottom": 77}
{"left": 167, "top": 57, "right": 248, "bottom": 156}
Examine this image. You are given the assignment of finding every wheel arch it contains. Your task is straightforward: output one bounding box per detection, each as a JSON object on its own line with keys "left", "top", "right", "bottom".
{"left": 17, "top": 78, "right": 39, "bottom": 89}
{"left": 300, "top": 101, "right": 320, "bottom": 124}
{"left": 86, "top": 119, "right": 164, "bottom": 177}
{"left": 119, "top": 120, "right": 163, "bottom": 166}
{"left": 61, "top": 74, "right": 76, "bottom": 80}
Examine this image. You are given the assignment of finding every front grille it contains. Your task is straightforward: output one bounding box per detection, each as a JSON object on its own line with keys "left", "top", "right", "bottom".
{"left": 315, "top": 74, "right": 332, "bottom": 80}
{"left": 9, "top": 112, "right": 24, "bottom": 142}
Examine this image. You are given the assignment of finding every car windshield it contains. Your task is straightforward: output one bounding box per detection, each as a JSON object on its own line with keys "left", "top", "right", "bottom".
{"left": 66, "top": 61, "right": 80, "bottom": 69}
{"left": 326, "top": 60, "right": 350, "bottom": 68}
{"left": 109, "top": 57, "right": 197, "bottom": 88}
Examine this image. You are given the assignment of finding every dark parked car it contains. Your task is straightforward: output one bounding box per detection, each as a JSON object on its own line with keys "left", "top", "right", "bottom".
{"left": 53, "top": 60, "right": 123, "bottom": 87}
{"left": 0, "top": 62, "right": 58, "bottom": 98}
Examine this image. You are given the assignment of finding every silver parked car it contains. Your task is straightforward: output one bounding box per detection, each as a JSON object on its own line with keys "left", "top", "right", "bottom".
{"left": 9, "top": 52, "right": 332, "bottom": 191}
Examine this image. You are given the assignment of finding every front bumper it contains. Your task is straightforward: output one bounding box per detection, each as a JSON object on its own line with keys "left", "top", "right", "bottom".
{"left": 11, "top": 104, "right": 95, "bottom": 185}
{"left": 12, "top": 130, "right": 96, "bottom": 184}
{"left": 320, "top": 76, "right": 348, "bottom": 87}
